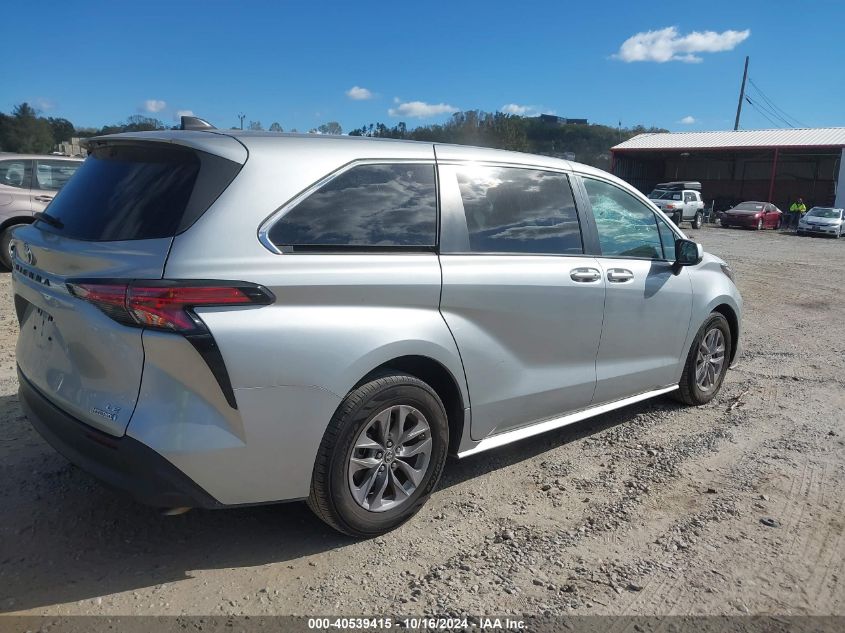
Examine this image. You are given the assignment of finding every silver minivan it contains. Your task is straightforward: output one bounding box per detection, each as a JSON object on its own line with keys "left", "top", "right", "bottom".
{"left": 12, "top": 129, "right": 742, "bottom": 536}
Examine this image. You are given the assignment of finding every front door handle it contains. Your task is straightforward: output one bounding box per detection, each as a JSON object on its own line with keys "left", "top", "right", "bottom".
{"left": 34, "top": 195, "right": 53, "bottom": 202}
{"left": 570, "top": 267, "right": 602, "bottom": 283}
{"left": 607, "top": 268, "right": 634, "bottom": 283}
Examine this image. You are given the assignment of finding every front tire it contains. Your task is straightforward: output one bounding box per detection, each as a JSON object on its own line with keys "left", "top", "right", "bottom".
{"left": 675, "top": 313, "right": 732, "bottom": 406}
{"left": 307, "top": 373, "right": 449, "bottom": 537}
{"left": 0, "top": 224, "right": 24, "bottom": 271}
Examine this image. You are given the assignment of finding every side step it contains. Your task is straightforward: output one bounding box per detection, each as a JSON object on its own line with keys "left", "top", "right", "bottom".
{"left": 457, "top": 385, "right": 678, "bottom": 458}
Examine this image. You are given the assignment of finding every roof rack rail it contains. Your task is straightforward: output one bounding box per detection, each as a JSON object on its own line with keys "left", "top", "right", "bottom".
{"left": 180, "top": 116, "right": 216, "bottom": 131}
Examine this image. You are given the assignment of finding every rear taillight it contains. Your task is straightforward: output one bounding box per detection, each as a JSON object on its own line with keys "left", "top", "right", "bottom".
{"left": 67, "top": 280, "right": 274, "bottom": 333}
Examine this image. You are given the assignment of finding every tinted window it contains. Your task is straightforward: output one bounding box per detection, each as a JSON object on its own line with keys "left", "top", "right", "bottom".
{"left": 584, "top": 177, "right": 663, "bottom": 259}
{"left": 38, "top": 144, "right": 201, "bottom": 241}
{"left": 269, "top": 163, "right": 436, "bottom": 248}
{"left": 656, "top": 215, "right": 677, "bottom": 260}
{"left": 734, "top": 202, "right": 765, "bottom": 211}
{"left": 456, "top": 166, "right": 582, "bottom": 255}
{"left": 0, "top": 160, "right": 29, "bottom": 189}
{"left": 34, "top": 160, "right": 81, "bottom": 191}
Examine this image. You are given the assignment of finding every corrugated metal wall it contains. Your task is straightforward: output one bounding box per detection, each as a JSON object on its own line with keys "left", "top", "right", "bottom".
{"left": 613, "top": 149, "right": 840, "bottom": 211}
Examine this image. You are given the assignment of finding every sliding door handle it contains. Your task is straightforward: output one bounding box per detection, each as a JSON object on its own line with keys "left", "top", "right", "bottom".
{"left": 570, "top": 267, "right": 602, "bottom": 283}
{"left": 607, "top": 268, "right": 634, "bottom": 283}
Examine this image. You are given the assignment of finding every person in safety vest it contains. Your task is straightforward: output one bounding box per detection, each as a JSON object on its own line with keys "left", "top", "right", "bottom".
{"left": 788, "top": 198, "right": 807, "bottom": 230}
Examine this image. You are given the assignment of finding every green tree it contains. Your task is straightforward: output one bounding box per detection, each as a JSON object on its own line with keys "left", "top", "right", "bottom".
{"left": 0, "top": 103, "right": 54, "bottom": 153}
{"left": 248, "top": 120, "right": 263, "bottom": 131}
{"left": 269, "top": 122, "right": 283, "bottom": 132}
{"left": 46, "top": 117, "right": 75, "bottom": 145}
{"left": 316, "top": 121, "right": 342, "bottom": 135}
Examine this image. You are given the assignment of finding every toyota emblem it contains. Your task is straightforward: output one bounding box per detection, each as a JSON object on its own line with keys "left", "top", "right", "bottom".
{"left": 23, "top": 242, "right": 35, "bottom": 266}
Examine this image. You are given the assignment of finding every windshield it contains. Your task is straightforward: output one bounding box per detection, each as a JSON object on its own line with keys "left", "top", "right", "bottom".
{"left": 732, "top": 202, "right": 765, "bottom": 212}
{"left": 807, "top": 208, "right": 840, "bottom": 218}
{"left": 648, "top": 190, "right": 682, "bottom": 200}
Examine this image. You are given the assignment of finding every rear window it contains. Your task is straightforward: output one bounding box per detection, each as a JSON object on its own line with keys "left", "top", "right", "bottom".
{"left": 35, "top": 143, "right": 239, "bottom": 241}
{"left": 456, "top": 166, "right": 583, "bottom": 255}
{"left": 649, "top": 190, "right": 681, "bottom": 200}
{"left": 733, "top": 203, "right": 765, "bottom": 211}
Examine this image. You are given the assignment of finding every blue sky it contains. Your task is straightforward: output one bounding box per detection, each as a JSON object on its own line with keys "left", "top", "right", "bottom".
{"left": 3, "top": 0, "right": 843, "bottom": 133}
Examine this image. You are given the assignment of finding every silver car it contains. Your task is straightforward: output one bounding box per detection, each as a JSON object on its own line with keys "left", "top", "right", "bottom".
{"left": 797, "top": 206, "right": 844, "bottom": 238}
{"left": 12, "top": 129, "right": 742, "bottom": 536}
{"left": 0, "top": 153, "right": 83, "bottom": 270}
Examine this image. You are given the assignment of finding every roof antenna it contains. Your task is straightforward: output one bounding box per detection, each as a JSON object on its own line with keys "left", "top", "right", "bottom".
{"left": 180, "top": 116, "right": 216, "bottom": 131}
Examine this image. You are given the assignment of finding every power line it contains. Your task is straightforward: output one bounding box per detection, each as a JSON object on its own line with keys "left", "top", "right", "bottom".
{"left": 745, "top": 92, "right": 794, "bottom": 128}
{"left": 744, "top": 96, "right": 783, "bottom": 128}
{"left": 748, "top": 78, "right": 805, "bottom": 126}
{"left": 746, "top": 84, "right": 795, "bottom": 127}
{"left": 747, "top": 77, "right": 808, "bottom": 127}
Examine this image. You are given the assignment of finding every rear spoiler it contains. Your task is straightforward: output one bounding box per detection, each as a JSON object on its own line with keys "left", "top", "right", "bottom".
{"left": 180, "top": 116, "right": 216, "bottom": 131}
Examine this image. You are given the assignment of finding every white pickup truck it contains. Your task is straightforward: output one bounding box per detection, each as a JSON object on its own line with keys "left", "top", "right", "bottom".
{"left": 648, "top": 181, "right": 706, "bottom": 229}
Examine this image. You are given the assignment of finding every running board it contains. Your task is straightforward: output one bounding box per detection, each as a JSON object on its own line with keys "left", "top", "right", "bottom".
{"left": 457, "top": 385, "right": 679, "bottom": 459}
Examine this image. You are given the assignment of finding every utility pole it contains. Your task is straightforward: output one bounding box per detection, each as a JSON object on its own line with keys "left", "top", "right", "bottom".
{"left": 734, "top": 56, "right": 749, "bottom": 131}
{"left": 237, "top": 113, "right": 246, "bottom": 130}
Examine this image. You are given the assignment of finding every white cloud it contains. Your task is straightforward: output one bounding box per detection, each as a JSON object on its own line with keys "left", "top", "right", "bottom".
{"left": 500, "top": 104, "right": 555, "bottom": 117}
{"left": 501, "top": 104, "right": 533, "bottom": 115}
{"left": 679, "top": 115, "right": 697, "bottom": 124}
{"left": 175, "top": 109, "right": 194, "bottom": 119}
{"left": 346, "top": 86, "right": 374, "bottom": 100}
{"left": 142, "top": 99, "right": 167, "bottom": 113}
{"left": 388, "top": 100, "right": 459, "bottom": 118}
{"left": 614, "top": 26, "right": 750, "bottom": 63}
{"left": 35, "top": 97, "right": 56, "bottom": 111}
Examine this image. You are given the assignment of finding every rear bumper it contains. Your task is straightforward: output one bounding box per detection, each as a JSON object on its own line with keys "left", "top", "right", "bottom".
{"left": 18, "top": 367, "right": 222, "bottom": 509}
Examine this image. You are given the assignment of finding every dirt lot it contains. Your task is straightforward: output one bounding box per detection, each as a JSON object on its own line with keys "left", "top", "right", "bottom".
{"left": 1, "top": 226, "right": 843, "bottom": 618}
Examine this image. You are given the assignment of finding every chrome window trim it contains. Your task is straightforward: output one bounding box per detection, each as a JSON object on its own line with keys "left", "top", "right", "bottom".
{"left": 257, "top": 158, "right": 437, "bottom": 255}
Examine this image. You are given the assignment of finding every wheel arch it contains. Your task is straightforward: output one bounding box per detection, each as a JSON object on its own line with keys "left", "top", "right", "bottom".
{"left": 356, "top": 355, "right": 466, "bottom": 456}
{"left": 712, "top": 303, "right": 740, "bottom": 364}
{"left": 0, "top": 215, "right": 35, "bottom": 235}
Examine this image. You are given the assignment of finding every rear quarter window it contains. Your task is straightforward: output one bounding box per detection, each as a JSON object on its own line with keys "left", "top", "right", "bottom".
{"left": 267, "top": 163, "right": 437, "bottom": 250}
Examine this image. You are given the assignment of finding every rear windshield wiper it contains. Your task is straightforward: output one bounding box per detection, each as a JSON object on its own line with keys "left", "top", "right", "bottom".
{"left": 33, "top": 212, "right": 64, "bottom": 229}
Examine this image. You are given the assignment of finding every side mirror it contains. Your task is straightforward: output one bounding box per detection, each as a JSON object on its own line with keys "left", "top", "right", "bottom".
{"left": 673, "top": 239, "right": 703, "bottom": 273}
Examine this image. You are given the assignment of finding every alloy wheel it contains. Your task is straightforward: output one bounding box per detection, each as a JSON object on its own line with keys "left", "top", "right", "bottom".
{"left": 695, "top": 328, "right": 726, "bottom": 393}
{"left": 347, "top": 405, "right": 432, "bottom": 512}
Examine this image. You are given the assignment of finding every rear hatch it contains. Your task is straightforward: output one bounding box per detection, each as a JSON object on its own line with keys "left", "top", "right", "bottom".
{"left": 12, "top": 138, "right": 244, "bottom": 436}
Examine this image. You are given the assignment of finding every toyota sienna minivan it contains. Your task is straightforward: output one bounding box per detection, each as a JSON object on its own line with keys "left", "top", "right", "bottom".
{"left": 12, "top": 125, "right": 742, "bottom": 536}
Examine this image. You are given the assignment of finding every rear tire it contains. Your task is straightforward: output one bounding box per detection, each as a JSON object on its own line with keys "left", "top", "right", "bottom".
{"left": 691, "top": 212, "right": 703, "bottom": 230}
{"left": 675, "top": 313, "right": 732, "bottom": 406}
{"left": 307, "top": 373, "right": 449, "bottom": 537}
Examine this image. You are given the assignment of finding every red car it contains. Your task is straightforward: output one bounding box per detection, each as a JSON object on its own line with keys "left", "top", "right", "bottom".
{"left": 721, "top": 201, "right": 783, "bottom": 230}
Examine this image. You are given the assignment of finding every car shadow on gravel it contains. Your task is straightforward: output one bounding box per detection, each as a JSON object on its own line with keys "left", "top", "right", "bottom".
{"left": 439, "top": 395, "right": 683, "bottom": 490}
{"left": 1, "top": 393, "right": 684, "bottom": 612}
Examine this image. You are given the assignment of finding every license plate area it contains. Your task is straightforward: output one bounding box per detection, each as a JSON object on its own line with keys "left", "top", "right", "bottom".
{"left": 30, "top": 306, "right": 56, "bottom": 349}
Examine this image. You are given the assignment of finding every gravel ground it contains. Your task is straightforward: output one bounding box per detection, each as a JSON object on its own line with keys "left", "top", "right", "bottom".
{"left": 1, "top": 225, "right": 843, "bottom": 618}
